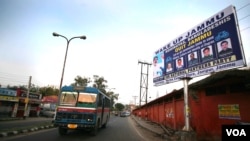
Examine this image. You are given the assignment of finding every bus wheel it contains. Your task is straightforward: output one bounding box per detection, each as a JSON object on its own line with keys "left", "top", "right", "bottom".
{"left": 91, "top": 120, "right": 99, "bottom": 136}
{"left": 102, "top": 116, "right": 109, "bottom": 128}
{"left": 58, "top": 127, "right": 67, "bottom": 135}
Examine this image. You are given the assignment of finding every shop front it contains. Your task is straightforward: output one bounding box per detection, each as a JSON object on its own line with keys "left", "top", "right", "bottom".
{"left": 17, "top": 91, "right": 42, "bottom": 117}
{"left": 0, "top": 88, "right": 19, "bottom": 118}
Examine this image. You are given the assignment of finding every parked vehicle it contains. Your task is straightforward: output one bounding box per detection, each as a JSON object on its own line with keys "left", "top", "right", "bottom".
{"left": 40, "top": 109, "right": 55, "bottom": 118}
{"left": 120, "top": 111, "right": 130, "bottom": 117}
{"left": 40, "top": 102, "right": 56, "bottom": 118}
{"left": 114, "top": 111, "right": 119, "bottom": 116}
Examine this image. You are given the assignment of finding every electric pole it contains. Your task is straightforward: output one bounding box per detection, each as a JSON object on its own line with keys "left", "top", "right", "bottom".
{"left": 132, "top": 95, "right": 138, "bottom": 106}
{"left": 23, "top": 76, "right": 32, "bottom": 119}
{"left": 138, "top": 60, "right": 151, "bottom": 106}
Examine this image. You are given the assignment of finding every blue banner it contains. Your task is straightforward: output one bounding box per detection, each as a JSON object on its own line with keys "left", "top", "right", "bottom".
{"left": 0, "top": 88, "right": 17, "bottom": 96}
{"left": 153, "top": 5, "right": 246, "bottom": 86}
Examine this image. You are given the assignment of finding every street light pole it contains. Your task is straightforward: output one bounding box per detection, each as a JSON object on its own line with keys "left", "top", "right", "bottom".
{"left": 107, "top": 88, "right": 115, "bottom": 92}
{"left": 107, "top": 88, "right": 115, "bottom": 97}
{"left": 52, "top": 32, "right": 86, "bottom": 106}
{"left": 106, "top": 88, "right": 115, "bottom": 108}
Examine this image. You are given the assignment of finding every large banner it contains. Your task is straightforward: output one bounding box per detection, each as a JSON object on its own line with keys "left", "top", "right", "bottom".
{"left": 153, "top": 5, "right": 246, "bottom": 86}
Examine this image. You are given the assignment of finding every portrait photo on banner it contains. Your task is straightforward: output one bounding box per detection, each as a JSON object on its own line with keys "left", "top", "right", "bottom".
{"left": 217, "top": 38, "right": 233, "bottom": 57}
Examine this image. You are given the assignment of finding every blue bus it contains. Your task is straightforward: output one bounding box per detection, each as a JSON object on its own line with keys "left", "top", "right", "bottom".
{"left": 53, "top": 86, "right": 111, "bottom": 136}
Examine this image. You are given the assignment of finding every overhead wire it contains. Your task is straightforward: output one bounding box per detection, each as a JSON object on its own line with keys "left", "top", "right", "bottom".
{"left": 1, "top": 2, "right": 250, "bottom": 87}
{"left": 236, "top": 3, "right": 250, "bottom": 32}
{"left": 236, "top": 3, "right": 250, "bottom": 12}
{"left": 0, "top": 71, "right": 33, "bottom": 87}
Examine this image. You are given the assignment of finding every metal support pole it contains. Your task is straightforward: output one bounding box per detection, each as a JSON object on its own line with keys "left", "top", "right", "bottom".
{"left": 57, "top": 39, "right": 70, "bottom": 106}
{"left": 23, "top": 76, "right": 32, "bottom": 119}
{"left": 139, "top": 63, "right": 143, "bottom": 106}
{"left": 145, "top": 64, "right": 150, "bottom": 104}
{"left": 132, "top": 96, "right": 138, "bottom": 106}
{"left": 182, "top": 77, "right": 192, "bottom": 131}
{"left": 107, "top": 88, "right": 115, "bottom": 109}
{"left": 138, "top": 61, "right": 151, "bottom": 106}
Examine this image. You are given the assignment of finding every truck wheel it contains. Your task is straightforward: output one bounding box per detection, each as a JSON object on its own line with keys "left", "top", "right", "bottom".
{"left": 58, "top": 127, "right": 67, "bottom": 135}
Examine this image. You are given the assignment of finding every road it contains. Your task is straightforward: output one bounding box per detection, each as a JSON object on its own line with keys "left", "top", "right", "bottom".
{"left": 0, "top": 117, "right": 53, "bottom": 132}
{"left": 1, "top": 116, "right": 166, "bottom": 141}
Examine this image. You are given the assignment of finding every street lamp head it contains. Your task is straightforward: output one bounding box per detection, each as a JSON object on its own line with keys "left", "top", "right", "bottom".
{"left": 80, "top": 36, "right": 87, "bottom": 40}
{"left": 52, "top": 32, "right": 60, "bottom": 37}
{"left": 107, "top": 88, "right": 115, "bottom": 91}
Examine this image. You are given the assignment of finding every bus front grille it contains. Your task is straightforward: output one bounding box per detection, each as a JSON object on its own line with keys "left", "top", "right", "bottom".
{"left": 55, "top": 112, "right": 94, "bottom": 122}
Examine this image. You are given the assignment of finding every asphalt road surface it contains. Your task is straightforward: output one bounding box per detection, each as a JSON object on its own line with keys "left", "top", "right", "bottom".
{"left": 0, "top": 117, "right": 53, "bottom": 132}
{"left": 1, "top": 116, "right": 166, "bottom": 141}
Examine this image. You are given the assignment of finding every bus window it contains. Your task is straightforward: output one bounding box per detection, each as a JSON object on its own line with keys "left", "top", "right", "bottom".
{"left": 105, "top": 97, "right": 110, "bottom": 108}
{"left": 77, "top": 93, "right": 97, "bottom": 108}
{"left": 60, "top": 92, "right": 78, "bottom": 106}
{"left": 97, "top": 94, "right": 103, "bottom": 107}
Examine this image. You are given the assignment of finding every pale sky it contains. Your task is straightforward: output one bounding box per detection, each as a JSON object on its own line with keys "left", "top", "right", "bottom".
{"left": 0, "top": 0, "right": 250, "bottom": 105}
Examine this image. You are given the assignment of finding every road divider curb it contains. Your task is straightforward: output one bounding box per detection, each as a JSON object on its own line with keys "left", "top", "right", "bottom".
{"left": 0, "top": 124, "right": 55, "bottom": 138}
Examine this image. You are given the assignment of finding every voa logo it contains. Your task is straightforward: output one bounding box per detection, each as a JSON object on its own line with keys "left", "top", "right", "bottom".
{"left": 226, "top": 129, "right": 246, "bottom": 136}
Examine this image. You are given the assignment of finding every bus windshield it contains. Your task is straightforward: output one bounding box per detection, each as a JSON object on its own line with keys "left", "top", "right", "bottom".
{"left": 77, "top": 93, "right": 97, "bottom": 108}
{"left": 60, "top": 91, "right": 78, "bottom": 106}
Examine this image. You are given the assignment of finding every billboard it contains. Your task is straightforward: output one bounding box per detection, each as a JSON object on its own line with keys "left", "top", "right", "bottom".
{"left": 153, "top": 5, "right": 246, "bottom": 86}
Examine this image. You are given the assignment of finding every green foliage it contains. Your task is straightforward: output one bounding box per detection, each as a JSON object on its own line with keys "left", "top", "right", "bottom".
{"left": 115, "top": 103, "right": 125, "bottom": 111}
{"left": 4, "top": 74, "right": 120, "bottom": 100}
{"left": 71, "top": 75, "right": 91, "bottom": 87}
{"left": 7, "top": 85, "right": 27, "bottom": 91}
{"left": 71, "top": 75, "right": 120, "bottom": 108}
{"left": 92, "top": 75, "right": 107, "bottom": 93}
{"left": 39, "top": 86, "right": 58, "bottom": 96}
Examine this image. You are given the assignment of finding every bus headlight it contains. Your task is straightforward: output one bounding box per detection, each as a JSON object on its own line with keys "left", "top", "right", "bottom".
{"left": 87, "top": 118, "right": 93, "bottom": 122}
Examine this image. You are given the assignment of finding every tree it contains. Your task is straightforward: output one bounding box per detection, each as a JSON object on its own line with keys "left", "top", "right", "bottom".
{"left": 106, "top": 91, "right": 119, "bottom": 110}
{"left": 6, "top": 85, "right": 58, "bottom": 97}
{"left": 115, "top": 103, "right": 125, "bottom": 111}
{"left": 91, "top": 75, "right": 120, "bottom": 108}
{"left": 92, "top": 75, "right": 107, "bottom": 93}
{"left": 8, "top": 84, "right": 40, "bottom": 93}
{"left": 39, "top": 86, "right": 58, "bottom": 96}
{"left": 71, "top": 75, "right": 91, "bottom": 87}
{"left": 29, "top": 84, "right": 41, "bottom": 93}
{"left": 70, "top": 75, "right": 120, "bottom": 108}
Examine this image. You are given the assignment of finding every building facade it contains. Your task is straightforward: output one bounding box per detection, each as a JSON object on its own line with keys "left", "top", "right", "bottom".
{"left": 0, "top": 88, "right": 19, "bottom": 118}
{"left": 132, "top": 69, "right": 250, "bottom": 140}
{"left": 0, "top": 88, "right": 42, "bottom": 118}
